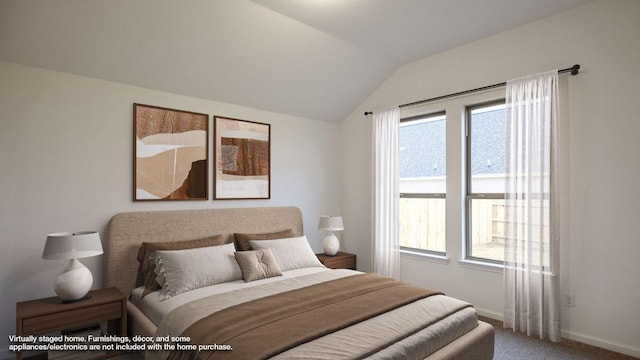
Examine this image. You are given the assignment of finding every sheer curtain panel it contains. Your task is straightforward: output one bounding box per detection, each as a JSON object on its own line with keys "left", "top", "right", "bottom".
{"left": 373, "top": 107, "right": 400, "bottom": 280}
{"left": 503, "top": 70, "right": 561, "bottom": 342}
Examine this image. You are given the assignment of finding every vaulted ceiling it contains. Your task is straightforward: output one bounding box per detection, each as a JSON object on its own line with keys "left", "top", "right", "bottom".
{"left": 0, "top": 0, "right": 592, "bottom": 123}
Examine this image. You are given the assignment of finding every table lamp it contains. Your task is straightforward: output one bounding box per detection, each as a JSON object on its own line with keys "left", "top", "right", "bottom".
{"left": 42, "top": 231, "right": 103, "bottom": 302}
{"left": 318, "top": 216, "right": 344, "bottom": 256}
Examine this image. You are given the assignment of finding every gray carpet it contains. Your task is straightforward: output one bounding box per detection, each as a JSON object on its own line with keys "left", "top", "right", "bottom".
{"left": 484, "top": 317, "right": 637, "bottom": 360}
{"left": 111, "top": 318, "right": 638, "bottom": 360}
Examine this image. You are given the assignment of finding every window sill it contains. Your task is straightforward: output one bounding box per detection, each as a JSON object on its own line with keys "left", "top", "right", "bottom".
{"left": 458, "top": 259, "right": 504, "bottom": 273}
{"left": 400, "top": 250, "right": 449, "bottom": 265}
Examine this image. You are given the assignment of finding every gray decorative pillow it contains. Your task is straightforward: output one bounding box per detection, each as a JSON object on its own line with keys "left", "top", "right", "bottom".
{"left": 234, "top": 248, "right": 283, "bottom": 282}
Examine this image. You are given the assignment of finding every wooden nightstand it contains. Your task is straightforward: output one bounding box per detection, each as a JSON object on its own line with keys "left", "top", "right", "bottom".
{"left": 15, "top": 287, "right": 126, "bottom": 360}
{"left": 316, "top": 251, "right": 357, "bottom": 270}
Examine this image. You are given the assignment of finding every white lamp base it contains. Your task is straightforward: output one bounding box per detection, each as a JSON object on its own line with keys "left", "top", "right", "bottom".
{"left": 323, "top": 233, "right": 340, "bottom": 256}
{"left": 54, "top": 259, "right": 93, "bottom": 301}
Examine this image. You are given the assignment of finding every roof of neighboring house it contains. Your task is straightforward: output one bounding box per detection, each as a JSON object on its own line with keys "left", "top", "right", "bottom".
{"left": 400, "top": 108, "right": 505, "bottom": 178}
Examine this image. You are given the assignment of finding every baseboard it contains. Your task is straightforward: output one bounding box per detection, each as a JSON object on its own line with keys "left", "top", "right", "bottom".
{"left": 476, "top": 307, "right": 640, "bottom": 358}
{"left": 560, "top": 329, "right": 640, "bottom": 359}
{"left": 475, "top": 307, "right": 504, "bottom": 323}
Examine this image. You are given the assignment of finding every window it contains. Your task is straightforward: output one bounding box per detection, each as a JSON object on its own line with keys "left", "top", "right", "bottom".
{"left": 466, "top": 101, "right": 507, "bottom": 263}
{"left": 399, "top": 112, "right": 446, "bottom": 254}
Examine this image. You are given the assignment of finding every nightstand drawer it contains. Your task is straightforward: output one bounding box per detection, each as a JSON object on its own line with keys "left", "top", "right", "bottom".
{"left": 23, "top": 301, "right": 122, "bottom": 334}
{"left": 316, "top": 252, "right": 357, "bottom": 270}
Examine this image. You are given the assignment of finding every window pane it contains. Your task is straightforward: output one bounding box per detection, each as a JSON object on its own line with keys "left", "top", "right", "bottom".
{"left": 400, "top": 198, "right": 446, "bottom": 253}
{"left": 399, "top": 114, "right": 446, "bottom": 194}
{"left": 399, "top": 113, "right": 446, "bottom": 253}
{"left": 470, "top": 104, "right": 505, "bottom": 194}
{"left": 503, "top": 199, "right": 551, "bottom": 269}
{"left": 469, "top": 198, "right": 505, "bottom": 262}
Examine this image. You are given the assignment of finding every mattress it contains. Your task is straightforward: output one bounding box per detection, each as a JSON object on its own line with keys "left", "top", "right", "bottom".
{"left": 132, "top": 268, "right": 479, "bottom": 360}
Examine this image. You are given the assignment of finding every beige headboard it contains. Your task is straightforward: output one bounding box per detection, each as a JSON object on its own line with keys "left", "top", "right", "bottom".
{"left": 105, "top": 206, "right": 303, "bottom": 296}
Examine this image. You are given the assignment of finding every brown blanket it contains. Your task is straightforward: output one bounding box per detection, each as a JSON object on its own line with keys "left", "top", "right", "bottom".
{"left": 166, "top": 273, "right": 442, "bottom": 360}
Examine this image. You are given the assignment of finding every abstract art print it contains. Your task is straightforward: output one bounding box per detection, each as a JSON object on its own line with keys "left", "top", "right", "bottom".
{"left": 134, "top": 103, "right": 208, "bottom": 201}
{"left": 214, "top": 116, "right": 270, "bottom": 199}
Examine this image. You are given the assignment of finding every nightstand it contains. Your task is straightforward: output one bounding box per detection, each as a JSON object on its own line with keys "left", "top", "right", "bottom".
{"left": 15, "top": 287, "right": 126, "bottom": 360}
{"left": 316, "top": 251, "right": 357, "bottom": 270}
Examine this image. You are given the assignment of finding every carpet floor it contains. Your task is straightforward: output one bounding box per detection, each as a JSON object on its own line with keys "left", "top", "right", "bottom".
{"left": 111, "top": 318, "right": 638, "bottom": 360}
{"left": 482, "top": 316, "right": 637, "bottom": 360}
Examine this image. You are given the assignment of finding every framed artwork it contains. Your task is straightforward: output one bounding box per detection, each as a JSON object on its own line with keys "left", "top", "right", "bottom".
{"left": 214, "top": 116, "right": 270, "bottom": 199}
{"left": 133, "top": 103, "right": 209, "bottom": 201}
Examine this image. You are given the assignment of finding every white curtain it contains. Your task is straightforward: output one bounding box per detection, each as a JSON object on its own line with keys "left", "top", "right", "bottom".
{"left": 504, "top": 70, "right": 561, "bottom": 341}
{"left": 372, "top": 107, "right": 400, "bottom": 280}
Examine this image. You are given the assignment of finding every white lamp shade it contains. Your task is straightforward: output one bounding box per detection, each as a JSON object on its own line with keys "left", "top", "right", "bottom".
{"left": 42, "top": 231, "right": 102, "bottom": 301}
{"left": 42, "top": 231, "right": 103, "bottom": 260}
{"left": 318, "top": 216, "right": 344, "bottom": 231}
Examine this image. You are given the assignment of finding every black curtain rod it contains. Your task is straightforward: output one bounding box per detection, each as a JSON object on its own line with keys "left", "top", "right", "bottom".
{"left": 364, "top": 64, "right": 580, "bottom": 116}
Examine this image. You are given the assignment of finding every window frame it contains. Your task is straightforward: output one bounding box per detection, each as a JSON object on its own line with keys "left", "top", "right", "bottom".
{"left": 464, "top": 99, "right": 506, "bottom": 265}
{"left": 399, "top": 111, "right": 447, "bottom": 256}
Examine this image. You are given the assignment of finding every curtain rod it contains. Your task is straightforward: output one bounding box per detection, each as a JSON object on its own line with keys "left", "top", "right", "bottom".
{"left": 364, "top": 64, "right": 580, "bottom": 116}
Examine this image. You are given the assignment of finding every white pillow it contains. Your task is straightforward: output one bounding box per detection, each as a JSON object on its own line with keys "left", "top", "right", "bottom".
{"left": 154, "top": 242, "right": 242, "bottom": 298}
{"left": 249, "top": 236, "right": 324, "bottom": 271}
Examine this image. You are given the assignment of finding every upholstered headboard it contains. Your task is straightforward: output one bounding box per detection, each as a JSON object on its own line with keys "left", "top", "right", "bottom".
{"left": 105, "top": 206, "right": 303, "bottom": 296}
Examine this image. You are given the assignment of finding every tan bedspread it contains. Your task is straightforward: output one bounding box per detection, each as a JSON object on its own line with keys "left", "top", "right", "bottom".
{"left": 149, "top": 270, "right": 475, "bottom": 360}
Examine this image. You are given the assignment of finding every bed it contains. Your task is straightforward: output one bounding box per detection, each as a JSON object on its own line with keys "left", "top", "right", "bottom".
{"left": 105, "top": 206, "right": 494, "bottom": 359}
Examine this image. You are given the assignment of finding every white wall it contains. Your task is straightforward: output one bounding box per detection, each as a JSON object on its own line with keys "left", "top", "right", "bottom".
{"left": 340, "top": 0, "right": 640, "bottom": 357}
{"left": 0, "top": 61, "right": 342, "bottom": 355}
